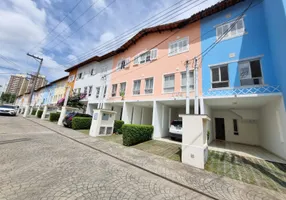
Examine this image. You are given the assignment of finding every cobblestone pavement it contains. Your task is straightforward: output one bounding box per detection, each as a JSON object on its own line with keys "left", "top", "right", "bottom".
{"left": 1, "top": 117, "right": 285, "bottom": 200}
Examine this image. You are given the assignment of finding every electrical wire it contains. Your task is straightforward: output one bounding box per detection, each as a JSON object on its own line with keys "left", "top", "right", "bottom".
{"left": 0, "top": 54, "right": 21, "bottom": 71}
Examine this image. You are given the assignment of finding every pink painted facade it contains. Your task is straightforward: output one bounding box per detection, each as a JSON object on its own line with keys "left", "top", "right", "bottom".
{"left": 107, "top": 21, "right": 202, "bottom": 102}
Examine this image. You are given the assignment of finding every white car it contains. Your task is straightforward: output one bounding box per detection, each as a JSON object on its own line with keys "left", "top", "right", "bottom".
{"left": 0, "top": 105, "right": 18, "bottom": 116}
{"left": 169, "top": 120, "right": 182, "bottom": 140}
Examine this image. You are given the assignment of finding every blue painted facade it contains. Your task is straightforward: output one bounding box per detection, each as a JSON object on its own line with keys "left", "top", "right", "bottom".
{"left": 201, "top": 0, "right": 280, "bottom": 97}
{"left": 263, "top": 0, "right": 286, "bottom": 107}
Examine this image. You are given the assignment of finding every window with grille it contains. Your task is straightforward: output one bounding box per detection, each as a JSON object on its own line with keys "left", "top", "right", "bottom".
{"left": 111, "top": 84, "right": 117, "bottom": 97}
{"left": 211, "top": 65, "right": 229, "bottom": 88}
{"left": 181, "top": 71, "right": 194, "bottom": 92}
{"left": 164, "top": 74, "right": 175, "bottom": 93}
{"left": 216, "top": 18, "right": 245, "bottom": 40}
{"left": 134, "top": 49, "right": 157, "bottom": 65}
{"left": 145, "top": 78, "right": 153, "bottom": 94}
{"left": 239, "top": 59, "right": 263, "bottom": 86}
{"left": 120, "top": 82, "right": 126, "bottom": 94}
{"left": 168, "top": 37, "right": 189, "bottom": 56}
{"left": 133, "top": 80, "right": 141, "bottom": 95}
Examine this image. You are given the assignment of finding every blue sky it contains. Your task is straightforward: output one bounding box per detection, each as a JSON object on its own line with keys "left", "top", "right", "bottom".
{"left": 0, "top": 0, "right": 219, "bottom": 91}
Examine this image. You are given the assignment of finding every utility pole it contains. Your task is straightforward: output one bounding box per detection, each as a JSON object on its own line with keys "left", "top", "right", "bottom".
{"left": 194, "top": 57, "right": 199, "bottom": 115}
{"left": 185, "top": 60, "right": 190, "bottom": 114}
{"left": 23, "top": 53, "right": 43, "bottom": 117}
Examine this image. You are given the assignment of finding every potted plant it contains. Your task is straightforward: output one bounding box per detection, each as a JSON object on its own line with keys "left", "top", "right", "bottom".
{"left": 120, "top": 91, "right": 125, "bottom": 100}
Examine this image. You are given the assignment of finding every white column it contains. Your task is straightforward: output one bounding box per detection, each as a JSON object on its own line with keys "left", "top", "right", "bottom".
{"left": 200, "top": 97, "right": 205, "bottom": 115}
{"left": 41, "top": 105, "right": 48, "bottom": 120}
{"left": 57, "top": 106, "right": 67, "bottom": 126}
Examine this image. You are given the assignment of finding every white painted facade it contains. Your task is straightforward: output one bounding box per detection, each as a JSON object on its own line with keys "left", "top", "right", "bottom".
{"left": 73, "top": 57, "right": 113, "bottom": 115}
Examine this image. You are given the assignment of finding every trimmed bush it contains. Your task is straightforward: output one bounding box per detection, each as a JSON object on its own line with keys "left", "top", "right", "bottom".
{"left": 113, "top": 120, "right": 124, "bottom": 133}
{"left": 49, "top": 112, "right": 60, "bottom": 122}
{"left": 37, "top": 110, "right": 43, "bottom": 118}
{"left": 31, "top": 109, "right": 37, "bottom": 115}
{"left": 72, "top": 117, "right": 92, "bottom": 130}
{"left": 122, "top": 124, "right": 154, "bottom": 146}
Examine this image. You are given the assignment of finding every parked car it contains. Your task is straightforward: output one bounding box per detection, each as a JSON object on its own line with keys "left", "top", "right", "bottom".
{"left": 169, "top": 120, "right": 182, "bottom": 140}
{"left": 62, "top": 112, "right": 92, "bottom": 128}
{"left": 0, "top": 105, "right": 18, "bottom": 116}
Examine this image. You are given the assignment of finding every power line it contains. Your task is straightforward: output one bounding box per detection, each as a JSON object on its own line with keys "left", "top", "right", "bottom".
{"left": 108, "top": 0, "right": 261, "bottom": 81}
{"left": 0, "top": 53, "right": 21, "bottom": 70}
{"left": 40, "top": 0, "right": 113, "bottom": 52}
{"left": 64, "top": 0, "right": 201, "bottom": 65}
{"left": 28, "top": 0, "right": 85, "bottom": 53}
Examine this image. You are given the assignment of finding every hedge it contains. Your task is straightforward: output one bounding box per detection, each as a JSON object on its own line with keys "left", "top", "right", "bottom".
{"left": 49, "top": 112, "right": 60, "bottom": 122}
{"left": 122, "top": 124, "right": 154, "bottom": 146}
{"left": 37, "top": 110, "right": 43, "bottom": 118}
{"left": 113, "top": 120, "right": 124, "bottom": 133}
{"left": 31, "top": 109, "right": 37, "bottom": 115}
{"left": 72, "top": 117, "right": 92, "bottom": 130}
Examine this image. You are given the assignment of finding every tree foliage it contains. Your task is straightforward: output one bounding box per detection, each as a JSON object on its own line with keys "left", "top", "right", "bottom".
{"left": 0, "top": 93, "right": 16, "bottom": 104}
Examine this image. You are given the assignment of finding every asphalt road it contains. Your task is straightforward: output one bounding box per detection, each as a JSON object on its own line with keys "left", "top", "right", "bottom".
{"left": 0, "top": 116, "right": 210, "bottom": 200}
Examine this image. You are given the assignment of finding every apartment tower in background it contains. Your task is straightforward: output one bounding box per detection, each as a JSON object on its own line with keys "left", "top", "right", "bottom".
{"left": 5, "top": 74, "right": 28, "bottom": 96}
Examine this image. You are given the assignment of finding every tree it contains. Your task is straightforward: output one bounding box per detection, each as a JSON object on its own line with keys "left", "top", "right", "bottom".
{"left": 0, "top": 93, "right": 16, "bottom": 104}
{"left": 57, "top": 93, "right": 86, "bottom": 111}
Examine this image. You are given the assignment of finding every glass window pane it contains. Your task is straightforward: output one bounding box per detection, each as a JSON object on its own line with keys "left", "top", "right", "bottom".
{"left": 237, "top": 19, "right": 244, "bottom": 33}
{"left": 212, "top": 68, "right": 219, "bottom": 82}
{"left": 250, "top": 60, "right": 262, "bottom": 78}
{"left": 217, "top": 26, "right": 223, "bottom": 38}
{"left": 212, "top": 82, "right": 229, "bottom": 88}
{"left": 220, "top": 66, "right": 229, "bottom": 81}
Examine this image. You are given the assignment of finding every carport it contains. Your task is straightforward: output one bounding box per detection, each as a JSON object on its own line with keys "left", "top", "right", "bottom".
{"left": 104, "top": 102, "right": 124, "bottom": 121}
{"left": 122, "top": 101, "right": 153, "bottom": 125}
{"left": 153, "top": 99, "right": 194, "bottom": 139}
{"left": 202, "top": 95, "right": 286, "bottom": 162}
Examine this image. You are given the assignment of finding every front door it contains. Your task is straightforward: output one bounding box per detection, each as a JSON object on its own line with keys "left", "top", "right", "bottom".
{"left": 215, "top": 118, "right": 225, "bottom": 140}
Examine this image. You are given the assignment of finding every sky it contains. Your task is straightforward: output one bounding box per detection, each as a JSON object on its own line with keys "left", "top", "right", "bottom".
{"left": 0, "top": 0, "right": 220, "bottom": 89}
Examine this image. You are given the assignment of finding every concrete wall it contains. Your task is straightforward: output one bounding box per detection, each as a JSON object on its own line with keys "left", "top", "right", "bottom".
{"left": 259, "top": 97, "right": 286, "bottom": 159}
{"left": 132, "top": 106, "right": 142, "bottom": 124}
{"left": 142, "top": 107, "right": 153, "bottom": 125}
{"left": 212, "top": 109, "right": 259, "bottom": 145}
{"left": 263, "top": 0, "right": 286, "bottom": 107}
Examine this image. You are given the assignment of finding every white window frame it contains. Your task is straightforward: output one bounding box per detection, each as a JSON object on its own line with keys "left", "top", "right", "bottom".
{"left": 216, "top": 17, "right": 245, "bottom": 41}
{"left": 103, "top": 85, "right": 107, "bottom": 98}
{"left": 211, "top": 65, "right": 229, "bottom": 89}
{"left": 84, "top": 86, "right": 88, "bottom": 94}
{"left": 88, "top": 86, "right": 93, "bottom": 96}
{"left": 117, "top": 58, "right": 130, "bottom": 70}
{"left": 181, "top": 71, "right": 194, "bottom": 92}
{"left": 145, "top": 77, "right": 154, "bottom": 94}
{"left": 168, "top": 37, "right": 189, "bottom": 56}
{"left": 134, "top": 49, "right": 158, "bottom": 65}
{"left": 163, "top": 74, "right": 175, "bottom": 93}
{"left": 111, "top": 84, "right": 117, "bottom": 97}
{"left": 239, "top": 59, "right": 263, "bottom": 86}
{"left": 133, "top": 80, "right": 141, "bottom": 95}
{"left": 120, "top": 82, "right": 126, "bottom": 94}
{"left": 95, "top": 87, "right": 100, "bottom": 98}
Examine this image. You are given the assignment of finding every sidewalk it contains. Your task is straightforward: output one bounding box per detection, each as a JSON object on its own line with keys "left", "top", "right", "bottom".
{"left": 27, "top": 117, "right": 286, "bottom": 200}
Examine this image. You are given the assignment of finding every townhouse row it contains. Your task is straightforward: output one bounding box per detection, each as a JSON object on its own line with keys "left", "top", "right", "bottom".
{"left": 16, "top": 0, "right": 286, "bottom": 160}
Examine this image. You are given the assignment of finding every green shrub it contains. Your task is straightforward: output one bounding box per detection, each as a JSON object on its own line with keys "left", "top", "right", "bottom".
{"left": 114, "top": 120, "right": 124, "bottom": 133}
{"left": 122, "top": 124, "right": 154, "bottom": 146}
{"left": 49, "top": 112, "right": 60, "bottom": 122}
{"left": 37, "top": 110, "right": 43, "bottom": 118}
{"left": 31, "top": 109, "right": 37, "bottom": 115}
{"left": 72, "top": 117, "right": 92, "bottom": 130}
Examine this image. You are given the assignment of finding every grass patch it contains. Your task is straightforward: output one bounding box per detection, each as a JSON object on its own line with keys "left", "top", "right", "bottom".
{"left": 78, "top": 129, "right": 90, "bottom": 135}
{"left": 205, "top": 150, "right": 286, "bottom": 193}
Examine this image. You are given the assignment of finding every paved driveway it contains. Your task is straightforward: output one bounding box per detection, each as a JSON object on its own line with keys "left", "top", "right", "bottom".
{"left": 0, "top": 116, "right": 209, "bottom": 200}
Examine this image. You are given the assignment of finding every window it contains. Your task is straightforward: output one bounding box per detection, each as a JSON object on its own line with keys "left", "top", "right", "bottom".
{"left": 133, "top": 80, "right": 141, "bottom": 95}
{"left": 77, "top": 73, "right": 83, "bottom": 80}
{"left": 90, "top": 69, "right": 94, "bottom": 76}
{"left": 117, "top": 58, "right": 130, "bottom": 70}
{"left": 181, "top": 71, "right": 194, "bottom": 92}
{"left": 168, "top": 37, "right": 189, "bottom": 56}
{"left": 84, "top": 87, "right": 88, "bottom": 94}
{"left": 96, "top": 87, "right": 100, "bottom": 98}
{"left": 103, "top": 85, "right": 107, "bottom": 98}
{"left": 88, "top": 86, "right": 93, "bottom": 96}
{"left": 112, "top": 84, "right": 117, "bottom": 97}
{"left": 216, "top": 18, "right": 245, "bottom": 40}
{"left": 145, "top": 78, "right": 153, "bottom": 94}
{"left": 164, "top": 74, "right": 175, "bottom": 93}
{"left": 120, "top": 82, "right": 126, "bottom": 94}
{"left": 239, "top": 60, "right": 263, "bottom": 86}
{"left": 102, "top": 113, "right": 109, "bottom": 121}
{"left": 233, "top": 119, "right": 239, "bottom": 135}
{"left": 211, "top": 65, "right": 229, "bottom": 88}
{"left": 134, "top": 49, "right": 157, "bottom": 65}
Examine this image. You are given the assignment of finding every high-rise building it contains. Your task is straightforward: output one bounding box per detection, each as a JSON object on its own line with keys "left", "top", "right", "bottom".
{"left": 25, "top": 74, "right": 47, "bottom": 93}
{"left": 5, "top": 74, "right": 28, "bottom": 96}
